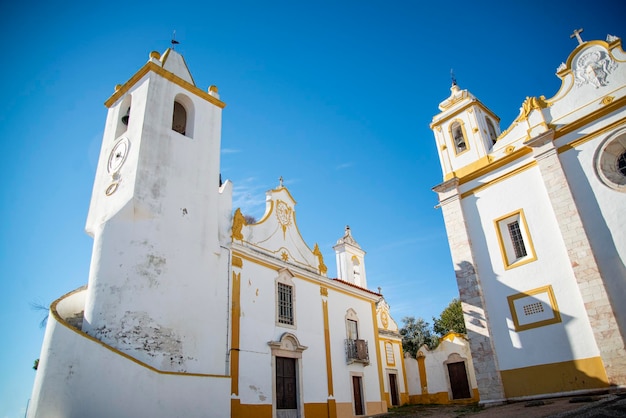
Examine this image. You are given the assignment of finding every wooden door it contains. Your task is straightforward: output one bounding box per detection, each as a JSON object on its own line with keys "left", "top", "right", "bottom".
{"left": 352, "top": 376, "right": 364, "bottom": 415}
{"left": 388, "top": 373, "right": 399, "bottom": 406}
{"left": 447, "top": 361, "right": 471, "bottom": 399}
{"left": 277, "top": 357, "right": 297, "bottom": 410}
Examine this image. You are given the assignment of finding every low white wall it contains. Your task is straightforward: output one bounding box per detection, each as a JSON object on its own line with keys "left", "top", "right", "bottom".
{"left": 29, "top": 289, "right": 231, "bottom": 418}
{"left": 403, "top": 334, "right": 478, "bottom": 404}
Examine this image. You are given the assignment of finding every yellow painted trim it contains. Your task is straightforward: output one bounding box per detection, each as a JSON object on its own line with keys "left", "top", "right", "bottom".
{"left": 417, "top": 354, "right": 428, "bottom": 394}
{"left": 444, "top": 155, "right": 490, "bottom": 182}
{"left": 232, "top": 256, "right": 243, "bottom": 268}
{"left": 431, "top": 101, "right": 501, "bottom": 129}
{"left": 507, "top": 284, "right": 562, "bottom": 332}
{"left": 104, "top": 61, "right": 226, "bottom": 109}
{"left": 372, "top": 301, "right": 386, "bottom": 404}
{"left": 322, "top": 299, "right": 335, "bottom": 397}
{"left": 493, "top": 209, "right": 537, "bottom": 270}
{"left": 327, "top": 398, "right": 337, "bottom": 418}
{"left": 303, "top": 403, "right": 329, "bottom": 417}
{"left": 445, "top": 97, "right": 626, "bottom": 196}
{"left": 230, "top": 272, "right": 242, "bottom": 395}
{"left": 408, "top": 389, "right": 479, "bottom": 405}
{"left": 50, "top": 287, "right": 228, "bottom": 378}
{"left": 366, "top": 400, "right": 387, "bottom": 415}
{"left": 231, "top": 249, "right": 379, "bottom": 303}
{"left": 559, "top": 40, "right": 624, "bottom": 78}
{"left": 500, "top": 357, "right": 608, "bottom": 398}
{"left": 557, "top": 115, "right": 626, "bottom": 153}
{"left": 398, "top": 344, "right": 410, "bottom": 406}
{"left": 440, "top": 332, "right": 466, "bottom": 342}
{"left": 460, "top": 161, "right": 536, "bottom": 199}
{"left": 230, "top": 400, "right": 272, "bottom": 418}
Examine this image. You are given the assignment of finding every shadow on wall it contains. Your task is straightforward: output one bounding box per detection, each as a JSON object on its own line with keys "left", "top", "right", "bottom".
{"left": 456, "top": 255, "right": 610, "bottom": 400}
{"left": 561, "top": 146, "right": 626, "bottom": 340}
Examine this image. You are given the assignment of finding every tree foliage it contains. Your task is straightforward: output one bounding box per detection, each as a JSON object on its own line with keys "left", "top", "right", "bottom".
{"left": 432, "top": 298, "right": 466, "bottom": 337}
{"left": 399, "top": 316, "right": 438, "bottom": 357}
{"left": 400, "top": 298, "right": 468, "bottom": 357}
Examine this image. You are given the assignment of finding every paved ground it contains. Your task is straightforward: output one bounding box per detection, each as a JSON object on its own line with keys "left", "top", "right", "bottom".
{"left": 375, "top": 391, "right": 626, "bottom": 418}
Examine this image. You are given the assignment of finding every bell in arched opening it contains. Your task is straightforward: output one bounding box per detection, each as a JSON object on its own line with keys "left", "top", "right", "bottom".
{"left": 172, "top": 101, "right": 187, "bottom": 135}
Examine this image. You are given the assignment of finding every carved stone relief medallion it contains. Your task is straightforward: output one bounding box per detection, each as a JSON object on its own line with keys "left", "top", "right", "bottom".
{"left": 574, "top": 49, "right": 617, "bottom": 88}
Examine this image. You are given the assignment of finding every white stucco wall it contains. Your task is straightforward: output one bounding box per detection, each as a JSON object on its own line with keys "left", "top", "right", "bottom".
{"left": 558, "top": 126, "right": 626, "bottom": 335}
{"left": 29, "top": 289, "right": 231, "bottom": 418}
{"left": 403, "top": 335, "right": 477, "bottom": 400}
{"left": 82, "top": 62, "right": 231, "bottom": 375}
{"left": 461, "top": 163, "right": 601, "bottom": 370}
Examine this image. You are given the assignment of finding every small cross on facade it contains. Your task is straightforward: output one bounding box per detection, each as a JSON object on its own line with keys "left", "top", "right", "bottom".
{"left": 570, "top": 28, "right": 584, "bottom": 45}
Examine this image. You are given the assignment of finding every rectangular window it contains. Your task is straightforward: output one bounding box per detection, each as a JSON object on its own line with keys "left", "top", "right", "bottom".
{"left": 277, "top": 283, "right": 294, "bottom": 325}
{"left": 494, "top": 209, "right": 537, "bottom": 269}
{"left": 507, "top": 285, "right": 562, "bottom": 331}
{"left": 347, "top": 319, "right": 358, "bottom": 340}
{"left": 507, "top": 221, "right": 527, "bottom": 258}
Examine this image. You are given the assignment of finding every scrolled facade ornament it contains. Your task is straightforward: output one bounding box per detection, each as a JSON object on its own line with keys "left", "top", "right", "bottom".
{"left": 574, "top": 49, "right": 617, "bottom": 88}
{"left": 231, "top": 208, "right": 247, "bottom": 241}
{"left": 606, "top": 34, "right": 620, "bottom": 43}
{"left": 518, "top": 95, "right": 549, "bottom": 121}
{"left": 313, "top": 243, "right": 328, "bottom": 275}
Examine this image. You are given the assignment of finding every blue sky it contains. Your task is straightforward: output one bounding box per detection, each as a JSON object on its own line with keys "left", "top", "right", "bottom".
{"left": 1, "top": 0, "right": 624, "bottom": 416}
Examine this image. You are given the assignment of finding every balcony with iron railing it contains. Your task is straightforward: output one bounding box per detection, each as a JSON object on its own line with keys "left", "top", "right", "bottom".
{"left": 345, "top": 339, "right": 369, "bottom": 365}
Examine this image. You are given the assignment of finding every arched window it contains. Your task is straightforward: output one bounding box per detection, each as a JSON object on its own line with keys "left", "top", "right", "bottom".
{"left": 172, "top": 101, "right": 187, "bottom": 135}
{"left": 450, "top": 121, "right": 467, "bottom": 153}
{"left": 486, "top": 119, "right": 498, "bottom": 145}
{"left": 171, "top": 94, "right": 195, "bottom": 138}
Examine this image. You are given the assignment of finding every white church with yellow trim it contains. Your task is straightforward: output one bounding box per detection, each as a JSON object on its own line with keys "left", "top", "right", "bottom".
{"left": 28, "top": 48, "right": 410, "bottom": 418}
{"left": 432, "top": 31, "right": 626, "bottom": 403}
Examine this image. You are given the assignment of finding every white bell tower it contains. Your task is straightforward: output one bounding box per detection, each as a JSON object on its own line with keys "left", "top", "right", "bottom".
{"left": 333, "top": 226, "right": 367, "bottom": 288}
{"left": 82, "top": 49, "right": 233, "bottom": 374}
{"left": 430, "top": 82, "right": 501, "bottom": 180}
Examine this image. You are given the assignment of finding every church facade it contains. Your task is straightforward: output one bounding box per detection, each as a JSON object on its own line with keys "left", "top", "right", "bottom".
{"left": 432, "top": 33, "right": 626, "bottom": 403}
{"left": 28, "top": 49, "right": 407, "bottom": 417}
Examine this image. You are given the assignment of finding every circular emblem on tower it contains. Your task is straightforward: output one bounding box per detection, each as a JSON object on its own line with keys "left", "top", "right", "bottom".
{"left": 107, "top": 137, "right": 130, "bottom": 173}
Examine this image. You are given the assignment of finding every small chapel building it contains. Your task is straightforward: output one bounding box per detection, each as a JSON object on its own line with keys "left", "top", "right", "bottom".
{"left": 28, "top": 48, "right": 408, "bottom": 417}
{"left": 431, "top": 32, "right": 626, "bottom": 404}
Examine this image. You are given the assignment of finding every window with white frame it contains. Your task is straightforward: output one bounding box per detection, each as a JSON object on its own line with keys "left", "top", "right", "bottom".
{"left": 276, "top": 268, "right": 296, "bottom": 327}
{"left": 494, "top": 209, "right": 536, "bottom": 269}
{"left": 277, "top": 283, "right": 294, "bottom": 325}
{"left": 345, "top": 309, "right": 369, "bottom": 364}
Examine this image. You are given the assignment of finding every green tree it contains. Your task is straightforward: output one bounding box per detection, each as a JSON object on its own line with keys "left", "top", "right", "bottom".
{"left": 399, "top": 316, "right": 438, "bottom": 357}
{"left": 432, "top": 298, "right": 466, "bottom": 337}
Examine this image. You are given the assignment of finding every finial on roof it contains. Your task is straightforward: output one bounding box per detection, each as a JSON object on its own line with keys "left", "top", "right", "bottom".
{"left": 171, "top": 30, "right": 180, "bottom": 49}
{"left": 570, "top": 28, "right": 584, "bottom": 45}
{"left": 279, "top": 176, "right": 284, "bottom": 188}
{"left": 335, "top": 225, "right": 360, "bottom": 248}
{"left": 450, "top": 68, "right": 457, "bottom": 86}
